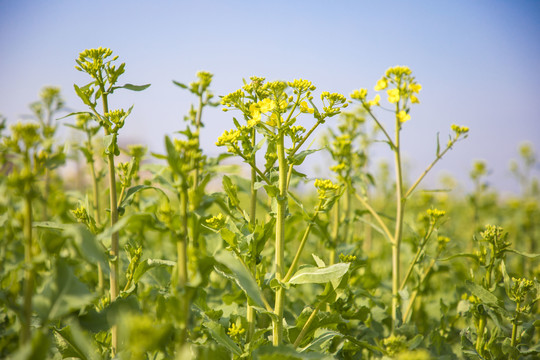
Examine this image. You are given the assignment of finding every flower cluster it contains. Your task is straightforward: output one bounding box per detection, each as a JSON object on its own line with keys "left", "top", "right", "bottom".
{"left": 205, "top": 213, "right": 226, "bottom": 230}
{"left": 351, "top": 66, "right": 421, "bottom": 116}
{"left": 314, "top": 179, "right": 340, "bottom": 199}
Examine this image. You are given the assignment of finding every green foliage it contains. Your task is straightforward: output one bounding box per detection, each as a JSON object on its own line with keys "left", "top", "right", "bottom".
{"left": 1, "top": 50, "right": 539, "bottom": 360}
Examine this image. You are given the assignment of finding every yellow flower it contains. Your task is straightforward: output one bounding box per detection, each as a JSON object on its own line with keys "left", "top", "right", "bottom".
{"left": 299, "top": 101, "right": 314, "bottom": 114}
{"left": 409, "top": 83, "right": 422, "bottom": 93}
{"left": 396, "top": 110, "right": 410, "bottom": 123}
{"left": 350, "top": 88, "right": 368, "bottom": 100}
{"left": 249, "top": 103, "right": 262, "bottom": 124}
{"left": 374, "top": 78, "right": 388, "bottom": 91}
{"left": 258, "top": 98, "right": 275, "bottom": 113}
{"left": 367, "top": 94, "right": 380, "bottom": 107}
{"left": 387, "top": 88, "right": 400, "bottom": 103}
{"left": 266, "top": 113, "right": 279, "bottom": 127}
{"left": 410, "top": 95, "right": 420, "bottom": 104}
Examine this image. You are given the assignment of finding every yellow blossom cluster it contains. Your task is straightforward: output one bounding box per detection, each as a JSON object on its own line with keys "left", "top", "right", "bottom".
{"left": 205, "top": 213, "right": 225, "bottom": 229}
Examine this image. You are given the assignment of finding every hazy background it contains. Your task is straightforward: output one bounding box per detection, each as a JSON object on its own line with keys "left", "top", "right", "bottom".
{"left": 1, "top": 0, "right": 539, "bottom": 195}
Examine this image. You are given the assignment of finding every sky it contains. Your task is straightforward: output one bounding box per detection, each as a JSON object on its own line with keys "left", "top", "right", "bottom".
{"left": 1, "top": 0, "right": 539, "bottom": 195}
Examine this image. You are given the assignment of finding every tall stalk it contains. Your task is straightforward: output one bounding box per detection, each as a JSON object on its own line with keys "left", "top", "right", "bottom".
{"left": 273, "top": 127, "right": 287, "bottom": 346}
{"left": 178, "top": 180, "right": 189, "bottom": 345}
{"left": 21, "top": 186, "right": 34, "bottom": 344}
{"left": 100, "top": 91, "right": 121, "bottom": 354}
{"left": 391, "top": 106, "right": 405, "bottom": 333}
{"left": 247, "top": 127, "right": 257, "bottom": 342}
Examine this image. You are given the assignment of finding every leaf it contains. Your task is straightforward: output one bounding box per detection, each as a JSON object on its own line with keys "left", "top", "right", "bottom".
{"left": 73, "top": 84, "right": 92, "bottom": 107}
{"left": 164, "top": 135, "right": 180, "bottom": 174}
{"left": 111, "top": 83, "right": 151, "bottom": 92}
{"left": 204, "top": 321, "right": 242, "bottom": 356}
{"left": 505, "top": 249, "right": 540, "bottom": 259}
{"left": 312, "top": 254, "right": 326, "bottom": 268}
{"left": 61, "top": 224, "right": 108, "bottom": 271}
{"left": 214, "top": 251, "right": 266, "bottom": 309}
{"left": 222, "top": 175, "right": 240, "bottom": 207}
{"left": 103, "top": 134, "right": 118, "bottom": 156}
{"left": 288, "top": 148, "right": 321, "bottom": 166}
{"left": 465, "top": 281, "right": 501, "bottom": 308}
{"left": 57, "top": 111, "right": 94, "bottom": 121}
{"left": 254, "top": 343, "right": 333, "bottom": 359}
{"left": 172, "top": 80, "right": 188, "bottom": 89}
{"left": 33, "top": 260, "right": 96, "bottom": 322}
{"left": 133, "top": 258, "right": 176, "bottom": 284}
{"left": 54, "top": 323, "right": 98, "bottom": 360}
{"left": 118, "top": 184, "right": 168, "bottom": 208}
{"left": 289, "top": 263, "right": 350, "bottom": 285}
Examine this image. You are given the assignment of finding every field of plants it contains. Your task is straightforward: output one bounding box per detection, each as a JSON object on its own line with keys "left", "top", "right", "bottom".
{"left": 1, "top": 48, "right": 539, "bottom": 360}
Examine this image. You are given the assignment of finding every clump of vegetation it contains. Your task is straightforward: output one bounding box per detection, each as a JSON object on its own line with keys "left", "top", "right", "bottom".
{"left": 0, "top": 49, "right": 538, "bottom": 360}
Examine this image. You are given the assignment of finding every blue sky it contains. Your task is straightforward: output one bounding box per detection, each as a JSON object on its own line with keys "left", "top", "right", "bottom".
{"left": 1, "top": 0, "right": 539, "bottom": 194}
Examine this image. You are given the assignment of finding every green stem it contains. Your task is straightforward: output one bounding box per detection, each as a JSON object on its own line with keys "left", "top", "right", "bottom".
{"left": 101, "top": 92, "right": 120, "bottom": 356}
{"left": 392, "top": 108, "right": 405, "bottom": 334}
{"left": 178, "top": 180, "right": 189, "bottom": 345}
{"left": 293, "top": 289, "right": 334, "bottom": 348}
{"left": 21, "top": 192, "right": 34, "bottom": 345}
{"left": 402, "top": 257, "right": 436, "bottom": 323}
{"left": 353, "top": 191, "right": 394, "bottom": 245}
{"left": 476, "top": 316, "right": 486, "bottom": 355}
{"left": 403, "top": 139, "right": 456, "bottom": 199}
{"left": 283, "top": 202, "right": 322, "bottom": 283}
{"left": 399, "top": 224, "right": 435, "bottom": 292}
{"left": 511, "top": 302, "right": 520, "bottom": 347}
{"left": 273, "top": 126, "right": 288, "bottom": 346}
{"left": 247, "top": 127, "right": 258, "bottom": 342}
{"left": 330, "top": 200, "right": 339, "bottom": 266}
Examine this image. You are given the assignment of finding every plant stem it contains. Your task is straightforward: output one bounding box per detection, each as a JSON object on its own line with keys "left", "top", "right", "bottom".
{"left": 402, "top": 257, "right": 436, "bottom": 323}
{"left": 178, "top": 180, "right": 189, "bottom": 345}
{"left": 293, "top": 289, "right": 333, "bottom": 348}
{"left": 391, "top": 111, "right": 405, "bottom": 334}
{"left": 511, "top": 302, "right": 520, "bottom": 347}
{"left": 330, "top": 201, "right": 339, "bottom": 266}
{"left": 21, "top": 192, "right": 34, "bottom": 345}
{"left": 283, "top": 202, "right": 322, "bottom": 283}
{"left": 353, "top": 192, "right": 394, "bottom": 245}
{"left": 273, "top": 126, "right": 287, "bottom": 346}
{"left": 247, "top": 127, "right": 257, "bottom": 342}
{"left": 101, "top": 92, "right": 120, "bottom": 356}
{"left": 88, "top": 138, "right": 104, "bottom": 293}
{"left": 399, "top": 224, "right": 435, "bottom": 292}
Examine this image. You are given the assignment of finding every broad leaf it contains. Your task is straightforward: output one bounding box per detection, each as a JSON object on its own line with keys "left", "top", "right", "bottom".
{"left": 214, "top": 251, "right": 266, "bottom": 309}
{"left": 133, "top": 258, "right": 176, "bottom": 284}
{"left": 289, "top": 263, "right": 350, "bottom": 285}
{"left": 204, "top": 321, "right": 242, "bottom": 356}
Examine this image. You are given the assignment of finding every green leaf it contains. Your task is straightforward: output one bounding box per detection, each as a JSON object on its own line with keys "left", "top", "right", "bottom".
{"left": 288, "top": 148, "right": 321, "bottom": 166}
{"left": 254, "top": 344, "right": 333, "bottom": 359}
{"left": 465, "top": 281, "right": 501, "bottom": 308}
{"left": 33, "top": 260, "right": 96, "bottom": 322}
{"left": 11, "top": 330, "right": 50, "bottom": 360}
{"left": 61, "top": 224, "right": 108, "bottom": 271}
{"left": 172, "top": 80, "right": 188, "bottom": 89}
{"left": 289, "top": 263, "right": 350, "bottom": 285}
{"left": 73, "top": 84, "right": 92, "bottom": 107}
{"left": 214, "top": 250, "right": 266, "bottom": 309}
{"left": 204, "top": 321, "right": 242, "bottom": 356}
{"left": 57, "top": 111, "right": 94, "bottom": 121}
{"left": 222, "top": 175, "right": 240, "bottom": 207}
{"left": 53, "top": 322, "right": 98, "bottom": 360}
{"left": 118, "top": 184, "right": 168, "bottom": 208}
{"left": 103, "top": 134, "right": 118, "bottom": 156}
{"left": 164, "top": 135, "right": 181, "bottom": 174}
{"left": 133, "top": 258, "right": 176, "bottom": 284}
{"left": 111, "top": 83, "right": 151, "bottom": 92}
{"left": 505, "top": 249, "right": 540, "bottom": 258}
